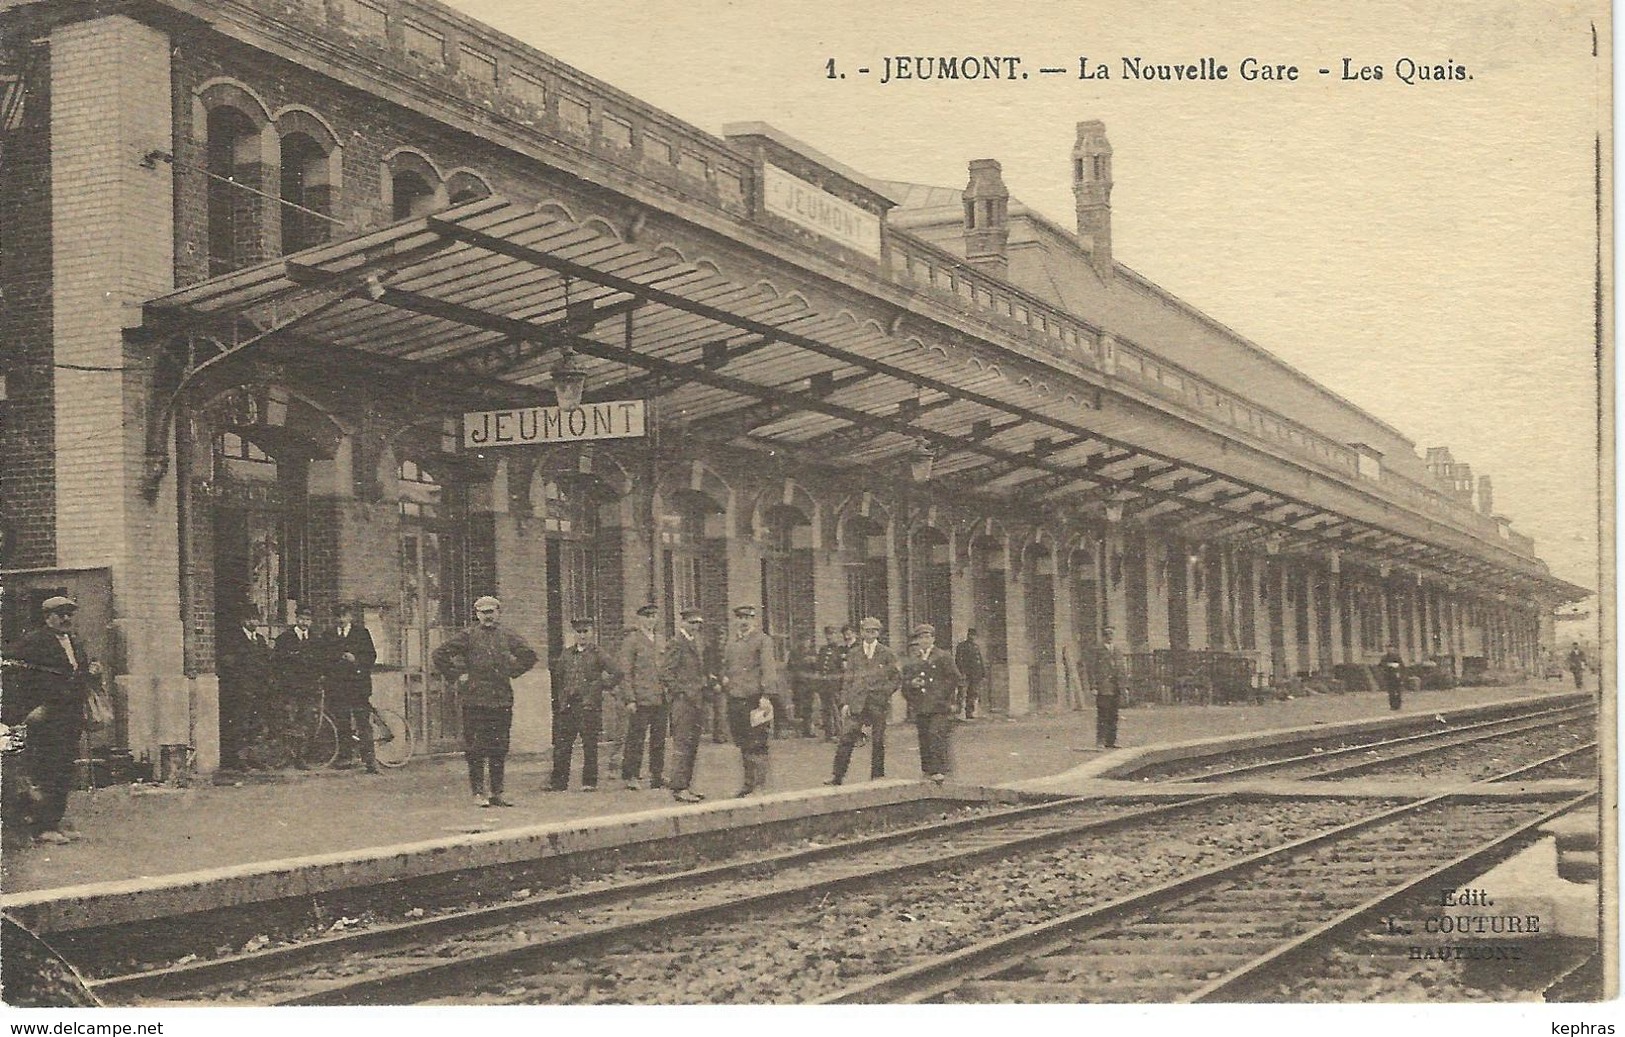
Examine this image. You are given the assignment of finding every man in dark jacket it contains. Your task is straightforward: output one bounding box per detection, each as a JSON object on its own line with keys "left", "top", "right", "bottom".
{"left": 2, "top": 596, "right": 99, "bottom": 844}
{"left": 788, "top": 632, "right": 820, "bottom": 738}
{"left": 547, "top": 616, "right": 622, "bottom": 792}
{"left": 901, "top": 623, "right": 962, "bottom": 782}
{"left": 273, "top": 606, "right": 322, "bottom": 764}
{"left": 217, "top": 607, "right": 273, "bottom": 770}
{"left": 1379, "top": 643, "right": 1406, "bottom": 711}
{"left": 813, "top": 625, "right": 847, "bottom": 741}
{"left": 825, "top": 617, "right": 899, "bottom": 785}
{"left": 954, "top": 629, "right": 986, "bottom": 720}
{"left": 662, "top": 608, "right": 712, "bottom": 802}
{"left": 1566, "top": 642, "right": 1587, "bottom": 690}
{"left": 327, "top": 603, "right": 380, "bottom": 772}
{"left": 620, "top": 604, "right": 666, "bottom": 789}
{"left": 434, "top": 595, "right": 540, "bottom": 805}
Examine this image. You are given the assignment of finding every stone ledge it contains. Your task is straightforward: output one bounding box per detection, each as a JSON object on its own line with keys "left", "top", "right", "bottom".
{"left": 1, "top": 780, "right": 1026, "bottom": 934}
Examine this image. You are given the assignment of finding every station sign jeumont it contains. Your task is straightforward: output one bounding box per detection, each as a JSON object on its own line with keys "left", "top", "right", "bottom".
{"left": 463, "top": 399, "right": 647, "bottom": 448}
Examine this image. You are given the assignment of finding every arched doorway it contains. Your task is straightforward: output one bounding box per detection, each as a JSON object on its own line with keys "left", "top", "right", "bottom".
{"left": 969, "top": 532, "right": 1008, "bottom": 713}
{"left": 1067, "top": 539, "right": 1102, "bottom": 702}
{"left": 534, "top": 473, "right": 609, "bottom": 660}
{"left": 396, "top": 453, "right": 471, "bottom": 754}
{"left": 840, "top": 512, "right": 889, "bottom": 630}
{"left": 202, "top": 386, "right": 340, "bottom": 766}
{"left": 910, "top": 524, "right": 952, "bottom": 642}
{"left": 659, "top": 488, "right": 728, "bottom": 639}
{"left": 760, "top": 503, "right": 814, "bottom": 661}
{"left": 1023, "top": 541, "right": 1058, "bottom": 711}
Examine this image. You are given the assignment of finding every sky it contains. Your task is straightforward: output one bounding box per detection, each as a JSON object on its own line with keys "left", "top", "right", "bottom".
{"left": 442, "top": 0, "right": 1606, "bottom": 595}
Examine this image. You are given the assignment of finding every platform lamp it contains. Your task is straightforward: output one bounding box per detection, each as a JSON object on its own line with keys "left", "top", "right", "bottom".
{"left": 549, "top": 347, "right": 587, "bottom": 410}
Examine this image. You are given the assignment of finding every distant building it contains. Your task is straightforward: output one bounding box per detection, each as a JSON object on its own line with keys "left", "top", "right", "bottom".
{"left": 0, "top": 0, "right": 1586, "bottom": 776}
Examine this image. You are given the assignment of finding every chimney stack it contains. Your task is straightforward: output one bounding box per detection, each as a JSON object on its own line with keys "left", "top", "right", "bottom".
{"left": 1477, "top": 474, "right": 1494, "bottom": 516}
{"left": 962, "top": 159, "right": 1009, "bottom": 280}
{"left": 1072, "top": 120, "right": 1113, "bottom": 277}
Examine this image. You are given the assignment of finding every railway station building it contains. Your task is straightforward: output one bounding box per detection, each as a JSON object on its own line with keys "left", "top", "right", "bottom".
{"left": 0, "top": 0, "right": 1587, "bottom": 775}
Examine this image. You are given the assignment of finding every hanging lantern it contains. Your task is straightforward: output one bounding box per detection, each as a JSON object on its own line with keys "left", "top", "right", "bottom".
{"left": 1102, "top": 491, "right": 1125, "bottom": 525}
{"left": 550, "top": 348, "right": 587, "bottom": 410}
{"left": 908, "top": 439, "right": 935, "bottom": 483}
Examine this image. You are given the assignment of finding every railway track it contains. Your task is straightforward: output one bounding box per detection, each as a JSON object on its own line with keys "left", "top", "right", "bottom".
{"left": 822, "top": 790, "right": 1588, "bottom": 1003}
{"left": 1151, "top": 704, "right": 1595, "bottom": 783}
{"left": 58, "top": 699, "right": 1599, "bottom": 1006}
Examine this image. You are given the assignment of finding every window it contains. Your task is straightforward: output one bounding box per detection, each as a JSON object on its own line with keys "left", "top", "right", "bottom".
{"left": 215, "top": 431, "right": 272, "bottom": 464}
{"left": 279, "top": 131, "right": 331, "bottom": 253}
{"left": 398, "top": 459, "right": 443, "bottom": 518}
{"left": 206, "top": 106, "right": 262, "bottom": 276}
{"left": 392, "top": 169, "right": 435, "bottom": 220}
{"left": 446, "top": 171, "right": 491, "bottom": 204}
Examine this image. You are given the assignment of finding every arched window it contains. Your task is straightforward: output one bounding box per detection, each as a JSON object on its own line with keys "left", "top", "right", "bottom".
{"left": 392, "top": 170, "right": 436, "bottom": 220}
{"left": 445, "top": 170, "right": 492, "bottom": 205}
{"left": 206, "top": 106, "right": 264, "bottom": 274}
{"left": 279, "top": 130, "right": 333, "bottom": 252}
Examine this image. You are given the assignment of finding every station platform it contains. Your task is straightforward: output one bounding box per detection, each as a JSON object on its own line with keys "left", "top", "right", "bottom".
{"left": 0, "top": 682, "right": 1581, "bottom": 900}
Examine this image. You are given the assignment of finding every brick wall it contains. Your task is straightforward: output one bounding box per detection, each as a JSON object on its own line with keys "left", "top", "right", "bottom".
{"left": 0, "top": 44, "right": 54, "bottom": 568}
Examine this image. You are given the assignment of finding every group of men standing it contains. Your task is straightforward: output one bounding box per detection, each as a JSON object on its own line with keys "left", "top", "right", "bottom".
{"left": 427, "top": 598, "right": 978, "bottom": 807}
{"left": 217, "top": 602, "right": 381, "bottom": 772}
{"left": 825, "top": 618, "right": 965, "bottom": 785}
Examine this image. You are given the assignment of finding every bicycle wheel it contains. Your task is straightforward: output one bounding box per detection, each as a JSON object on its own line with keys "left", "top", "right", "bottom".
{"left": 297, "top": 712, "right": 340, "bottom": 768}
{"left": 369, "top": 706, "right": 412, "bottom": 768}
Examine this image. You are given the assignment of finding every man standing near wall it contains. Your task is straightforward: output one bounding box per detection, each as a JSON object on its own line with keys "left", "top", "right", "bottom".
{"left": 433, "top": 596, "right": 539, "bottom": 806}
{"left": 547, "top": 617, "right": 622, "bottom": 792}
{"left": 620, "top": 604, "right": 666, "bottom": 790}
{"left": 814, "top": 625, "right": 846, "bottom": 741}
{"left": 217, "top": 607, "right": 272, "bottom": 771}
{"left": 2, "top": 597, "right": 99, "bottom": 845}
{"left": 825, "top": 616, "right": 899, "bottom": 785}
{"left": 721, "top": 604, "right": 778, "bottom": 797}
{"left": 1096, "top": 625, "right": 1126, "bottom": 749}
{"left": 662, "top": 607, "right": 711, "bottom": 803}
{"left": 327, "top": 603, "right": 379, "bottom": 773}
{"left": 273, "top": 606, "right": 321, "bottom": 765}
{"left": 901, "top": 623, "right": 961, "bottom": 783}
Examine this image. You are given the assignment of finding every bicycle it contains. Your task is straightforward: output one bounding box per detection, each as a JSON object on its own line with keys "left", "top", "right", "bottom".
{"left": 264, "top": 685, "right": 412, "bottom": 770}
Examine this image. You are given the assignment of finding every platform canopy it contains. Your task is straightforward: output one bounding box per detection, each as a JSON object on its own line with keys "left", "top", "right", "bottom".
{"left": 142, "top": 196, "right": 1585, "bottom": 602}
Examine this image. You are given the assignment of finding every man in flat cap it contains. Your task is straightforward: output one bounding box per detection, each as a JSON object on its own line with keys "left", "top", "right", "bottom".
{"left": 825, "top": 616, "right": 900, "bottom": 786}
{"left": 901, "top": 623, "right": 962, "bottom": 783}
{"left": 547, "top": 615, "right": 622, "bottom": 792}
{"left": 620, "top": 604, "right": 666, "bottom": 790}
{"left": 720, "top": 604, "right": 779, "bottom": 796}
{"left": 434, "top": 596, "right": 539, "bottom": 806}
{"left": 661, "top": 607, "right": 711, "bottom": 802}
{"left": 2, "top": 596, "right": 101, "bottom": 844}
